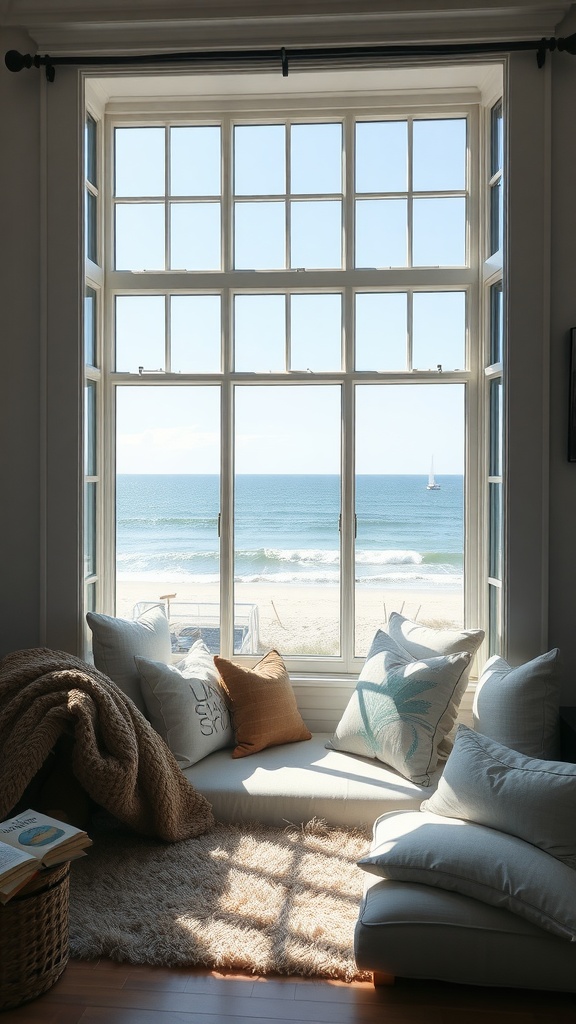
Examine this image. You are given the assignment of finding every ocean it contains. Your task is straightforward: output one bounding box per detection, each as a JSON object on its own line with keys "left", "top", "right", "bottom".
{"left": 116, "top": 474, "right": 463, "bottom": 590}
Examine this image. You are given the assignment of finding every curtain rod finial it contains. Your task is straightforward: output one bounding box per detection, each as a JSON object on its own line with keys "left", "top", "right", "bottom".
{"left": 4, "top": 50, "right": 32, "bottom": 72}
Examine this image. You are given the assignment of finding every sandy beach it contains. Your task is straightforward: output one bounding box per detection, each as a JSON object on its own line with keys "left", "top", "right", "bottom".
{"left": 117, "top": 580, "right": 463, "bottom": 658}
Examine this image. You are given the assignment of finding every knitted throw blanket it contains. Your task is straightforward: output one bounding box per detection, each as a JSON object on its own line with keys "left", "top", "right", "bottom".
{"left": 0, "top": 648, "right": 214, "bottom": 841}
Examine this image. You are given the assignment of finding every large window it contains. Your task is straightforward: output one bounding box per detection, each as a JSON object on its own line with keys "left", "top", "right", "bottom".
{"left": 87, "top": 71, "right": 501, "bottom": 674}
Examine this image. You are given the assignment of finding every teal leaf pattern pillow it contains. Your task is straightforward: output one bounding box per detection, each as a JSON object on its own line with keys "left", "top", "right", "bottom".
{"left": 326, "top": 629, "right": 471, "bottom": 785}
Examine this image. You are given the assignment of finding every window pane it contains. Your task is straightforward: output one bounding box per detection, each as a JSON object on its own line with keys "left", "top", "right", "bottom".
{"left": 84, "top": 482, "right": 96, "bottom": 578}
{"left": 412, "top": 292, "right": 466, "bottom": 371}
{"left": 115, "top": 295, "right": 165, "bottom": 372}
{"left": 234, "top": 202, "right": 285, "bottom": 269}
{"left": 235, "top": 385, "right": 341, "bottom": 656}
{"left": 234, "top": 125, "right": 285, "bottom": 195}
{"left": 86, "top": 190, "right": 97, "bottom": 263}
{"left": 291, "top": 123, "right": 342, "bottom": 194}
{"left": 355, "top": 199, "right": 407, "bottom": 267}
{"left": 234, "top": 295, "right": 285, "bottom": 372}
{"left": 413, "top": 197, "right": 466, "bottom": 266}
{"left": 355, "top": 384, "right": 464, "bottom": 657}
{"left": 171, "top": 295, "right": 221, "bottom": 373}
{"left": 85, "top": 114, "right": 97, "bottom": 186}
{"left": 489, "top": 481, "right": 503, "bottom": 580}
{"left": 490, "top": 379, "right": 503, "bottom": 477}
{"left": 355, "top": 292, "right": 407, "bottom": 370}
{"left": 115, "top": 127, "right": 165, "bottom": 197}
{"left": 170, "top": 126, "right": 221, "bottom": 196}
{"left": 490, "top": 282, "right": 503, "bottom": 364}
{"left": 490, "top": 178, "right": 503, "bottom": 255}
{"left": 115, "top": 387, "right": 221, "bottom": 639}
{"left": 491, "top": 101, "right": 503, "bottom": 176}
{"left": 115, "top": 204, "right": 165, "bottom": 271}
{"left": 413, "top": 118, "right": 466, "bottom": 191}
{"left": 170, "top": 203, "right": 221, "bottom": 270}
{"left": 85, "top": 381, "right": 96, "bottom": 477}
{"left": 290, "top": 294, "right": 342, "bottom": 371}
{"left": 355, "top": 121, "right": 408, "bottom": 193}
{"left": 488, "top": 582, "right": 502, "bottom": 656}
{"left": 291, "top": 200, "right": 341, "bottom": 269}
{"left": 85, "top": 286, "right": 97, "bottom": 366}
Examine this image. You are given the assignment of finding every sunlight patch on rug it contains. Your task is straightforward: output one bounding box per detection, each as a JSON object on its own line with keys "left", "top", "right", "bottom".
{"left": 69, "top": 819, "right": 372, "bottom": 982}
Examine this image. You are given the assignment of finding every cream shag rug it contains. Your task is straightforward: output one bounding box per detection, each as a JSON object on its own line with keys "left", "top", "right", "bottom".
{"left": 69, "top": 819, "right": 372, "bottom": 982}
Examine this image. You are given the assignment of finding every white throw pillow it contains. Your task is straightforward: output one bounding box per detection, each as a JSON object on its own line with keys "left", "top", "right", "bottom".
{"left": 326, "top": 629, "right": 471, "bottom": 786}
{"left": 358, "top": 809, "right": 576, "bottom": 942}
{"left": 387, "top": 612, "right": 484, "bottom": 669}
{"left": 86, "top": 606, "right": 171, "bottom": 715}
{"left": 422, "top": 725, "right": 576, "bottom": 868}
{"left": 473, "top": 648, "right": 561, "bottom": 758}
{"left": 136, "top": 640, "right": 234, "bottom": 768}
{"left": 387, "top": 612, "right": 484, "bottom": 756}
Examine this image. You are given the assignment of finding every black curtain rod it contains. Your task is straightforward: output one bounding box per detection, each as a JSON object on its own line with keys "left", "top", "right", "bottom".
{"left": 5, "top": 34, "right": 576, "bottom": 82}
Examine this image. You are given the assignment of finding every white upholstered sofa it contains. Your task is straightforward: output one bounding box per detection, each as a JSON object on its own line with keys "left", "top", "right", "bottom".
{"left": 86, "top": 607, "right": 576, "bottom": 993}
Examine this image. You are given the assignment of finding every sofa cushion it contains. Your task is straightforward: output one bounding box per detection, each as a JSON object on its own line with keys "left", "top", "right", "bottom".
{"left": 86, "top": 606, "right": 171, "bottom": 715}
{"left": 358, "top": 809, "right": 576, "bottom": 942}
{"left": 214, "top": 650, "right": 312, "bottom": 758}
{"left": 355, "top": 877, "right": 576, "bottom": 992}
{"left": 421, "top": 725, "right": 576, "bottom": 868}
{"left": 326, "top": 629, "right": 471, "bottom": 786}
{"left": 183, "top": 734, "right": 440, "bottom": 828}
{"left": 136, "top": 639, "right": 234, "bottom": 768}
{"left": 473, "top": 648, "right": 561, "bottom": 758}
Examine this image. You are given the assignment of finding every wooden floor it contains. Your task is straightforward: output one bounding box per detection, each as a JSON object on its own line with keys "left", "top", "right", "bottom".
{"left": 1, "top": 960, "right": 575, "bottom": 1024}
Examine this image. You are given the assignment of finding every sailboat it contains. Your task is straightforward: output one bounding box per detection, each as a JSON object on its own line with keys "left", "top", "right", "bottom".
{"left": 427, "top": 457, "right": 440, "bottom": 490}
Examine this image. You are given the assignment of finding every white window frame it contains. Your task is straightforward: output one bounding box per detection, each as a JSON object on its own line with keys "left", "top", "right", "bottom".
{"left": 95, "top": 86, "right": 480, "bottom": 676}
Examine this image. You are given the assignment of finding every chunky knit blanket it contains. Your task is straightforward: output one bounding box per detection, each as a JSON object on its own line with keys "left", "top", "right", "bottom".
{"left": 0, "top": 648, "right": 214, "bottom": 841}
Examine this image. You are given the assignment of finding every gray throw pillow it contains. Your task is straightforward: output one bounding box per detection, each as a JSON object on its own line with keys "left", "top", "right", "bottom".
{"left": 473, "top": 648, "right": 561, "bottom": 758}
{"left": 326, "top": 629, "right": 471, "bottom": 786}
{"left": 86, "top": 606, "right": 171, "bottom": 715}
{"left": 358, "top": 809, "right": 576, "bottom": 942}
{"left": 136, "top": 640, "right": 234, "bottom": 768}
{"left": 422, "top": 725, "right": 576, "bottom": 868}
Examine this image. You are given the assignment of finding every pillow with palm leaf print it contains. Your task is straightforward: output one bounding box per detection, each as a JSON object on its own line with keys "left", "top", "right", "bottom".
{"left": 326, "top": 629, "right": 471, "bottom": 786}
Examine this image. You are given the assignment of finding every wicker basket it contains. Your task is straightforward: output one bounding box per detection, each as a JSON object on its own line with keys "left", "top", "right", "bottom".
{"left": 0, "top": 862, "right": 70, "bottom": 1011}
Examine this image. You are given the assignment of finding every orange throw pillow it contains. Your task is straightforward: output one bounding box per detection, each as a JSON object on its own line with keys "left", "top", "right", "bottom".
{"left": 214, "top": 650, "right": 312, "bottom": 758}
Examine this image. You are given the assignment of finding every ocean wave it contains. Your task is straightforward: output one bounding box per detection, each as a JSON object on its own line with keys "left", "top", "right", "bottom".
{"left": 117, "top": 516, "right": 218, "bottom": 528}
{"left": 117, "top": 568, "right": 462, "bottom": 587}
{"left": 117, "top": 546, "right": 428, "bottom": 570}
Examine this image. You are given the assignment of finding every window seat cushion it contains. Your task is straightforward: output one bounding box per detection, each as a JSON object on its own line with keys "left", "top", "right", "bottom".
{"left": 182, "top": 733, "right": 441, "bottom": 828}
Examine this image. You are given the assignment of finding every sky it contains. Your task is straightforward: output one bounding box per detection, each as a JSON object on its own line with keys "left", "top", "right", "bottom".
{"left": 111, "top": 117, "right": 466, "bottom": 475}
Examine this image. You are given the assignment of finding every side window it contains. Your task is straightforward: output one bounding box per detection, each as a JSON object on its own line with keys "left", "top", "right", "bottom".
{"left": 485, "top": 99, "right": 504, "bottom": 656}
{"left": 84, "top": 112, "right": 102, "bottom": 647}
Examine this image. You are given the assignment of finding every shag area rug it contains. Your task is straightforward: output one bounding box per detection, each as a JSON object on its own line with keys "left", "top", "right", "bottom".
{"left": 69, "top": 818, "right": 372, "bottom": 982}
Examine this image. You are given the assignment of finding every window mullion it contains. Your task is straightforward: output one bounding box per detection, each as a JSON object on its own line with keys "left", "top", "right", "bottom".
{"left": 341, "top": 374, "right": 355, "bottom": 670}
{"left": 220, "top": 373, "right": 234, "bottom": 657}
{"left": 407, "top": 116, "right": 414, "bottom": 268}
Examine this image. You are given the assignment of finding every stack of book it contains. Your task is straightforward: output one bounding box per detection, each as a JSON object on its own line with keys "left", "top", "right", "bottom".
{"left": 0, "top": 809, "right": 92, "bottom": 904}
